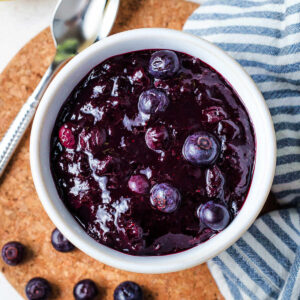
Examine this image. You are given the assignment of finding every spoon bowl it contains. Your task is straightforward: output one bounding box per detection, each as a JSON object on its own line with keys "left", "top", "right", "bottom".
{"left": 53, "top": 0, "right": 120, "bottom": 61}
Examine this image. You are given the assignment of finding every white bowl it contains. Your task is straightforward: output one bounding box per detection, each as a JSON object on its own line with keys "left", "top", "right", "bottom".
{"left": 30, "top": 28, "right": 276, "bottom": 274}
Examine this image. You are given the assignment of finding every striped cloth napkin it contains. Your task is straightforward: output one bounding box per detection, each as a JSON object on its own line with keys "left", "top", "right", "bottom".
{"left": 184, "top": 0, "right": 300, "bottom": 299}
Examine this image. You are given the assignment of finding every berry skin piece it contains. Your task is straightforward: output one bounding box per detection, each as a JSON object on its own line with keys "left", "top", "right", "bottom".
{"left": 129, "top": 68, "right": 150, "bottom": 87}
{"left": 128, "top": 175, "right": 150, "bottom": 194}
{"left": 201, "top": 106, "right": 228, "bottom": 123}
{"left": 150, "top": 183, "right": 181, "bottom": 213}
{"left": 25, "top": 277, "right": 51, "bottom": 300}
{"left": 206, "top": 165, "right": 225, "bottom": 198}
{"left": 182, "top": 131, "right": 220, "bottom": 166}
{"left": 114, "top": 281, "right": 143, "bottom": 300}
{"left": 79, "top": 127, "right": 106, "bottom": 153}
{"left": 51, "top": 228, "right": 75, "bottom": 252}
{"left": 59, "top": 123, "right": 76, "bottom": 149}
{"left": 198, "top": 201, "right": 230, "bottom": 231}
{"left": 126, "top": 221, "right": 143, "bottom": 241}
{"left": 145, "top": 126, "right": 169, "bottom": 151}
{"left": 73, "top": 279, "right": 98, "bottom": 300}
{"left": 149, "top": 50, "right": 180, "bottom": 78}
{"left": 1, "top": 241, "right": 25, "bottom": 266}
{"left": 138, "top": 88, "right": 169, "bottom": 115}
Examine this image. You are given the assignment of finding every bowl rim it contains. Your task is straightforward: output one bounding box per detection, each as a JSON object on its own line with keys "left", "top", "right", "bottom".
{"left": 30, "top": 28, "right": 276, "bottom": 274}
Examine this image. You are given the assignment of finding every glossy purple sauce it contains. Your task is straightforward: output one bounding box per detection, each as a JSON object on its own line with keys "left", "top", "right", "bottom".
{"left": 50, "top": 50, "right": 255, "bottom": 256}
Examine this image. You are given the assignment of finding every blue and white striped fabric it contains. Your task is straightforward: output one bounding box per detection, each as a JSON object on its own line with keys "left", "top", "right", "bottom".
{"left": 184, "top": 0, "right": 300, "bottom": 299}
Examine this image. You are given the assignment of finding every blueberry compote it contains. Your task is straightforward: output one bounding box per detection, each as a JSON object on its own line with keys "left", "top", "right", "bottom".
{"left": 50, "top": 50, "right": 255, "bottom": 256}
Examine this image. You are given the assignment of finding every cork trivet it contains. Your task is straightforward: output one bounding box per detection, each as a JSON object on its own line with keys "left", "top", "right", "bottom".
{"left": 0, "top": 1, "right": 224, "bottom": 299}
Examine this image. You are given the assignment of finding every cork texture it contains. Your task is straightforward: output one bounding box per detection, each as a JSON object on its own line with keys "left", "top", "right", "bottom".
{"left": 0, "top": 1, "right": 224, "bottom": 299}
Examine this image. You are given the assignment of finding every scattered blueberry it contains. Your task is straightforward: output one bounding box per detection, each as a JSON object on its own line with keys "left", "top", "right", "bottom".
{"left": 138, "top": 88, "right": 169, "bottom": 115}
{"left": 149, "top": 50, "right": 180, "bottom": 78}
{"left": 1, "top": 241, "right": 25, "bottom": 266}
{"left": 114, "top": 281, "right": 143, "bottom": 300}
{"left": 128, "top": 175, "right": 150, "bottom": 194}
{"left": 25, "top": 277, "right": 51, "bottom": 300}
{"left": 150, "top": 183, "right": 181, "bottom": 213}
{"left": 182, "top": 131, "right": 220, "bottom": 166}
{"left": 145, "top": 126, "right": 169, "bottom": 151}
{"left": 198, "top": 201, "right": 230, "bottom": 231}
{"left": 51, "top": 228, "right": 75, "bottom": 252}
{"left": 59, "top": 123, "right": 76, "bottom": 149}
{"left": 73, "top": 279, "right": 98, "bottom": 300}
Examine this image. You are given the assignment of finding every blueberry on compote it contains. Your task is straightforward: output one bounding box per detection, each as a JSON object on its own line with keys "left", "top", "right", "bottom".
{"left": 145, "top": 126, "right": 169, "bottom": 151}
{"left": 51, "top": 228, "right": 75, "bottom": 252}
{"left": 138, "top": 88, "right": 169, "bottom": 115}
{"left": 198, "top": 201, "right": 230, "bottom": 231}
{"left": 150, "top": 183, "right": 181, "bottom": 213}
{"left": 182, "top": 132, "right": 220, "bottom": 166}
{"left": 1, "top": 241, "right": 25, "bottom": 266}
{"left": 59, "top": 123, "right": 76, "bottom": 149}
{"left": 114, "top": 281, "right": 143, "bottom": 300}
{"left": 25, "top": 277, "right": 51, "bottom": 300}
{"left": 73, "top": 279, "right": 98, "bottom": 300}
{"left": 128, "top": 175, "right": 150, "bottom": 194}
{"left": 149, "top": 50, "right": 179, "bottom": 78}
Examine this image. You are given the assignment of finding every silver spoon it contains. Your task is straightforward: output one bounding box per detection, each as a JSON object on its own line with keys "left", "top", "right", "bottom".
{"left": 0, "top": 0, "right": 119, "bottom": 177}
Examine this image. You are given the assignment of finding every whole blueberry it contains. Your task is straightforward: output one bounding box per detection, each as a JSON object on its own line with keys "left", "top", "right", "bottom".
{"left": 128, "top": 175, "right": 150, "bottom": 194}
{"left": 182, "top": 131, "right": 220, "bottom": 166}
{"left": 25, "top": 277, "right": 51, "bottom": 300}
{"left": 150, "top": 183, "right": 181, "bottom": 213}
{"left": 149, "top": 50, "right": 180, "bottom": 78}
{"left": 114, "top": 281, "right": 143, "bottom": 300}
{"left": 1, "top": 241, "right": 25, "bottom": 266}
{"left": 198, "top": 201, "right": 230, "bottom": 231}
{"left": 73, "top": 279, "right": 98, "bottom": 300}
{"left": 138, "top": 89, "right": 169, "bottom": 115}
{"left": 145, "top": 126, "right": 169, "bottom": 151}
{"left": 59, "top": 123, "right": 76, "bottom": 149}
{"left": 51, "top": 228, "right": 75, "bottom": 252}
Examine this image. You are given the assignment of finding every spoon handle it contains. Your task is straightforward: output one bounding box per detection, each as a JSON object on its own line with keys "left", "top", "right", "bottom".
{"left": 0, "top": 62, "right": 58, "bottom": 177}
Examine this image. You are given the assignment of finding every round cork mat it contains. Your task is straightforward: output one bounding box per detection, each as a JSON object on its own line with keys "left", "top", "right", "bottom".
{"left": 0, "top": 1, "right": 224, "bottom": 299}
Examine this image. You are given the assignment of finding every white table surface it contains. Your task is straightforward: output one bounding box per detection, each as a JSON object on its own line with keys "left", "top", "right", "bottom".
{"left": 0, "top": 1, "right": 57, "bottom": 298}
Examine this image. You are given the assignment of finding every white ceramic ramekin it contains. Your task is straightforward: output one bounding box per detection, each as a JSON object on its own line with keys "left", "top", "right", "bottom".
{"left": 30, "top": 28, "right": 276, "bottom": 274}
